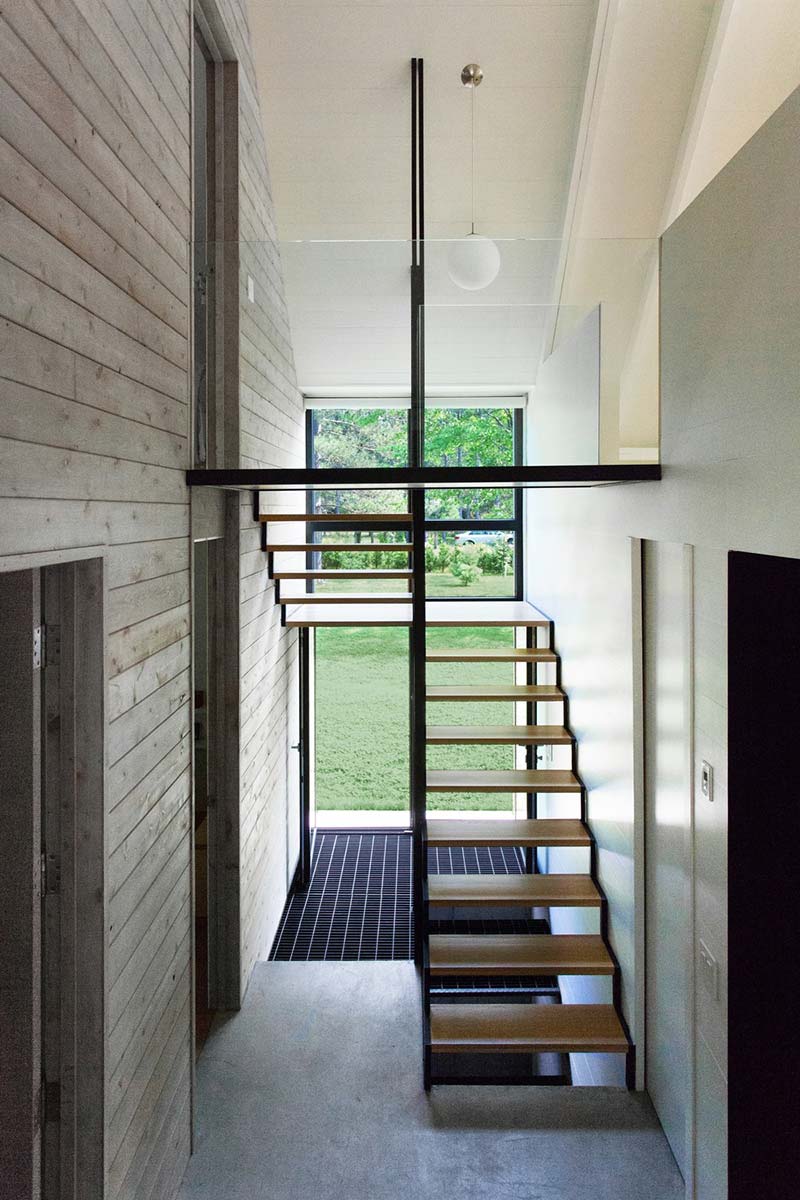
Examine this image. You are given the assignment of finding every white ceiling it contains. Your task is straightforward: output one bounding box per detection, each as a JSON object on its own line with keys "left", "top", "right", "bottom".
{"left": 248, "top": 1, "right": 600, "bottom": 389}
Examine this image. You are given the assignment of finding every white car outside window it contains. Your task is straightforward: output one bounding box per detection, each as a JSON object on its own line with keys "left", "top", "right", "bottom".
{"left": 454, "top": 531, "right": 514, "bottom": 547}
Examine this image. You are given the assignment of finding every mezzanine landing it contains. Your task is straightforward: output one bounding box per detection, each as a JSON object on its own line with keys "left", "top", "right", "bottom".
{"left": 284, "top": 599, "right": 546, "bottom": 627}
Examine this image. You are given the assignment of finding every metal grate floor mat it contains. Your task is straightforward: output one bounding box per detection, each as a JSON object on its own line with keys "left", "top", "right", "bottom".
{"left": 269, "top": 830, "right": 552, "bottom": 964}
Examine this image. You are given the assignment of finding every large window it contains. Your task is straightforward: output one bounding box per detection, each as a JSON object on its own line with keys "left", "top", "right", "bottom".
{"left": 423, "top": 406, "right": 519, "bottom": 599}
{"left": 307, "top": 404, "right": 521, "bottom": 817}
{"left": 315, "top": 626, "right": 409, "bottom": 814}
{"left": 306, "top": 404, "right": 522, "bottom": 600}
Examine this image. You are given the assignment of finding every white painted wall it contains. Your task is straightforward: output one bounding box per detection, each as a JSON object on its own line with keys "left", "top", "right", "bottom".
{"left": 525, "top": 87, "right": 800, "bottom": 1196}
{"left": 530, "top": 306, "right": 599, "bottom": 464}
{"left": 644, "top": 540, "right": 693, "bottom": 1181}
{"left": 549, "top": 0, "right": 717, "bottom": 459}
{"left": 670, "top": 0, "right": 800, "bottom": 219}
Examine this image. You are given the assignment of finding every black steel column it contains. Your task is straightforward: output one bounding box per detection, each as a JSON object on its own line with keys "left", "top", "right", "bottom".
{"left": 299, "top": 626, "right": 312, "bottom": 885}
{"left": 525, "top": 624, "right": 537, "bottom": 873}
{"left": 409, "top": 57, "right": 427, "bottom": 973}
{"left": 410, "top": 58, "right": 425, "bottom": 470}
{"left": 409, "top": 487, "right": 427, "bottom": 969}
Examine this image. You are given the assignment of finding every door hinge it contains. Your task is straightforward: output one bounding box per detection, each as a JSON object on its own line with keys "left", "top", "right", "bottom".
{"left": 33, "top": 625, "right": 43, "bottom": 670}
{"left": 41, "top": 851, "right": 60, "bottom": 896}
{"left": 33, "top": 624, "right": 61, "bottom": 670}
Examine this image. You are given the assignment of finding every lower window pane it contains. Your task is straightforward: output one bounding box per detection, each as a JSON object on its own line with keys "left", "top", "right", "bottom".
{"left": 426, "top": 626, "right": 516, "bottom": 812}
{"left": 425, "top": 530, "right": 515, "bottom": 599}
{"left": 315, "top": 627, "right": 409, "bottom": 814}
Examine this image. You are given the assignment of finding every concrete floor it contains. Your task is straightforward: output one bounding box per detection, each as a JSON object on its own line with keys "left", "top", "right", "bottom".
{"left": 179, "top": 962, "right": 685, "bottom": 1200}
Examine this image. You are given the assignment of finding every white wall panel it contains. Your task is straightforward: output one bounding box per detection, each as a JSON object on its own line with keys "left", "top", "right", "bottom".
{"left": 525, "top": 87, "right": 800, "bottom": 1194}
{"left": 643, "top": 539, "right": 692, "bottom": 1180}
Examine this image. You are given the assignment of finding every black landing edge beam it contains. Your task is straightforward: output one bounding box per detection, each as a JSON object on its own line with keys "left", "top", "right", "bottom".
{"left": 188, "top": 464, "right": 661, "bottom": 491}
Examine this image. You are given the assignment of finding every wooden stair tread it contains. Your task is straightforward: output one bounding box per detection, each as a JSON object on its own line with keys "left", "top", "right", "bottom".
{"left": 426, "top": 647, "right": 557, "bottom": 662}
{"left": 429, "top": 934, "right": 613, "bottom": 975}
{"left": 427, "top": 769, "right": 582, "bottom": 793}
{"left": 274, "top": 569, "right": 412, "bottom": 580}
{"left": 427, "top": 725, "right": 573, "bottom": 745}
{"left": 429, "top": 1004, "right": 629, "bottom": 1054}
{"left": 261, "top": 512, "right": 411, "bottom": 523}
{"left": 426, "top": 818, "right": 590, "bottom": 848}
{"left": 426, "top": 684, "right": 564, "bottom": 702}
{"left": 427, "top": 873, "right": 601, "bottom": 908}
{"left": 266, "top": 543, "right": 412, "bottom": 552}
{"left": 280, "top": 592, "right": 411, "bottom": 604}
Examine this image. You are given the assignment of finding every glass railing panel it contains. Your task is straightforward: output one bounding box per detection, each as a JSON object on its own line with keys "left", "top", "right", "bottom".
{"left": 195, "top": 237, "right": 661, "bottom": 470}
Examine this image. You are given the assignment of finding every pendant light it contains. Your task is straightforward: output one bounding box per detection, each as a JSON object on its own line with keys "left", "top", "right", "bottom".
{"left": 447, "top": 63, "right": 501, "bottom": 291}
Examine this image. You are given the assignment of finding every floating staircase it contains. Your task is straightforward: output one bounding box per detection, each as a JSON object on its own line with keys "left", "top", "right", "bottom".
{"left": 259, "top": 508, "right": 414, "bottom": 622}
{"left": 255, "top": 497, "right": 633, "bottom": 1089}
{"left": 421, "top": 608, "right": 634, "bottom": 1090}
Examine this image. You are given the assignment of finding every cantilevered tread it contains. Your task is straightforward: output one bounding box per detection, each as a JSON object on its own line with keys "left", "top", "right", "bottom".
{"left": 426, "top": 647, "right": 557, "bottom": 663}
{"left": 425, "top": 601, "right": 549, "bottom": 628}
{"left": 426, "top": 769, "right": 582, "bottom": 793}
{"left": 285, "top": 604, "right": 413, "bottom": 626}
{"left": 284, "top": 600, "right": 547, "bottom": 628}
{"left": 426, "top": 725, "right": 573, "bottom": 745}
{"left": 429, "top": 1004, "right": 629, "bottom": 1054}
{"left": 429, "top": 934, "right": 613, "bottom": 975}
{"left": 427, "top": 873, "right": 601, "bottom": 908}
{"left": 427, "top": 684, "right": 564, "bottom": 702}
{"left": 426, "top": 818, "right": 590, "bottom": 848}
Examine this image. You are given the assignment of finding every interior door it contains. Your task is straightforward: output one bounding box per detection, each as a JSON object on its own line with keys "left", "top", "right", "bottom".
{"left": 643, "top": 540, "right": 693, "bottom": 1182}
{"left": 0, "top": 569, "right": 42, "bottom": 1198}
{"left": 728, "top": 551, "right": 800, "bottom": 1199}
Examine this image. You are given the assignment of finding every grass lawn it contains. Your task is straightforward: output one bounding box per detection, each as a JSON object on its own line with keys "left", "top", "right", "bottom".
{"left": 315, "top": 622, "right": 519, "bottom": 812}
{"left": 313, "top": 572, "right": 514, "bottom": 599}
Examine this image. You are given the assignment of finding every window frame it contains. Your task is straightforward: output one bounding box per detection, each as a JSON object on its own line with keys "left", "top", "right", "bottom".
{"left": 304, "top": 407, "right": 524, "bottom": 601}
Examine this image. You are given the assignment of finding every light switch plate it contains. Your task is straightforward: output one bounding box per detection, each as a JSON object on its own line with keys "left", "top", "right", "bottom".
{"left": 247, "top": 274, "right": 255, "bottom": 303}
{"left": 701, "top": 760, "right": 713, "bottom": 801}
{"left": 698, "top": 939, "right": 719, "bottom": 1000}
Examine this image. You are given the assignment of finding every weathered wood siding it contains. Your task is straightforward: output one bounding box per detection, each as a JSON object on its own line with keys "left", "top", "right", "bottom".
{"left": 0, "top": 0, "right": 303, "bottom": 1196}
{"left": 229, "top": 0, "right": 305, "bottom": 992}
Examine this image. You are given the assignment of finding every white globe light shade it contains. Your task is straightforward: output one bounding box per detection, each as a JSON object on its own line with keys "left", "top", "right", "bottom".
{"left": 446, "top": 234, "right": 501, "bottom": 291}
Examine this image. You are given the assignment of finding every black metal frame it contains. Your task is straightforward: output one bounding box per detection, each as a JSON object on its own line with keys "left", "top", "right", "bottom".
{"left": 298, "top": 627, "right": 312, "bottom": 885}
{"left": 409, "top": 488, "right": 427, "bottom": 974}
{"left": 302, "top": 404, "right": 525, "bottom": 602}
{"left": 190, "top": 464, "right": 661, "bottom": 490}
{"left": 410, "top": 57, "right": 425, "bottom": 470}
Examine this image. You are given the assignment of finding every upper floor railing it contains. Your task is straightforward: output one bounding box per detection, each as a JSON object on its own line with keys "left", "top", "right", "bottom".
{"left": 193, "top": 234, "right": 661, "bottom": 476}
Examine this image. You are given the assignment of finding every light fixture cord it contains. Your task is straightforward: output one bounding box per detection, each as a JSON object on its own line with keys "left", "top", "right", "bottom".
{"left": 470, "top": 82, "right": 476, "bottom": 235}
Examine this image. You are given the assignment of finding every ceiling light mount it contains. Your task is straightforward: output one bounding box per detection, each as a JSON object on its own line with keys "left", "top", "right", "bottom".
{"left": 448, "top": 62, "right": 500, "bottom": 290}
{"left": 460, "top": 63, "right": 484, "bottom": 88}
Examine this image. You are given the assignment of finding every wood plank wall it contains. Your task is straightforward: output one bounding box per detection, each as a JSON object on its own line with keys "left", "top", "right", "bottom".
{"left": 0, "top": 1, "right": 304, "bottom": 1196}
{"left": 229, "top": 0, "right": 305, "bottom": 992}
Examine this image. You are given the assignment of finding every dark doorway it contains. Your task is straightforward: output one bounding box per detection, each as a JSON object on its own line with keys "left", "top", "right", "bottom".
{"left": 0, "top": 561, "right": 104, "bottom": 1200}
{"left": 193, "top": 539, "right": 218, "bottom": 1055}
{"left": 192, "top": 19, "right": 217, "bottom": 468}
{"left": 728, "top": 550, "right": 800, "bottom": 1199}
